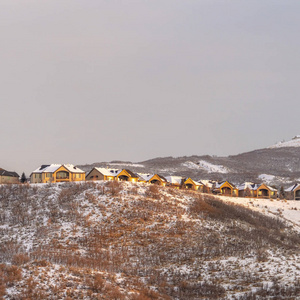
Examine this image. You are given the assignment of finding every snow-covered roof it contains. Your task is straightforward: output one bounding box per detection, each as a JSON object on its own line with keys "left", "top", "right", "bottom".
{"left": 94, "top": 167, "right": 121, "bottom": 177}
{"left": 138, "top": 173, "right": 155, "bottom": 181}
{"left": 285, "top": 183, "right": 300, "bottom": 192}
{"left": 32, "top": 164, "right": 85, "bottom": 174}
{"left": 185, "top": 178, "right": 203, "bottom": 186}
{"left": 199, "top": 180, "right": 215, "bottom": 188}
{"left": 237, "top": 182, "right": 258, "bottom": 191}
{"left": 165, "top": 176, "right": 184, "bottom": 185}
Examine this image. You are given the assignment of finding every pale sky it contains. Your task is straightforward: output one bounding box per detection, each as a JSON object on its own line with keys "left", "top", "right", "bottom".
{"left": 1, "top": 0, "right": 300, "bottom": 175}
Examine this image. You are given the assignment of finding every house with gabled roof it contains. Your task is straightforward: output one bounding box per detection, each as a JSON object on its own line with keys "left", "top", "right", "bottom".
{"left": 86, "top": 167, "right": 120, "bottom": 181}
{"left": 165, "top": 176, "right": 185, "bottom": 189}
{"left": 285, "top": 183, "right": 300, "bottom": 200}
{"left": 256, "top": 183, "right": 277, "bottom": 198}
{"left": 213, "top": 181, "right": 238, "bottom": 196}
{"left": 137, "top": 173, "right": 167, "bottom": 186}
{"left": 238, "top": 182, "right": 277, "bottom": 198}
{"left": 183, "top": 178, "right": 203, "bottom": 191}
{"left": 199, "top": 180, "right": 214, "bottom": 193}
{"left": 0, "top": 168, "right": 19, "bottom": 184}
{"left": 30, "top": 164, "right": 85, "bottom": 183}
{"left": 116, "top": 169, "right": 139, "bottom": 182}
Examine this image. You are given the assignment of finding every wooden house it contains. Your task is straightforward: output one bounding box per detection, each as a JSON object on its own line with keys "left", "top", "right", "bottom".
{"left": 116, "top": 169, "right": 139, "bottom": 182}
{"left": 137, "top": 173, "right": 167, "bottom": 186}
{"left": 213, "top": 181, "right": 238, "bottom": 196}
{"left": 30, "top": 164, "right": 85, "bottom": 183}
{"left": 86, "top": 167, "right": 119, "bottom": 181}
{"left": 0, "top": 168, "right": 19, "bottom": 184}
{"left": 285, "top": 183, "right": 300, "bottom": 200}
{"left": 256, "top": 183, "right": 277, "bottom": 198}
{"left": 183, "top": 178, "right": 203, "bottom": 191}
{"left": 199, "top": 180, "right": 214, "bottom": 193}
{"left": 165, "top": 176, "right": 184, "bottom": 189}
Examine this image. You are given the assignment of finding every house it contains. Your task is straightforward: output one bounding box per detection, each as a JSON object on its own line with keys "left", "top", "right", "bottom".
{"left": 256, "top": 183, "right": 277, "bottom": 198}
{"left": 285, "top": 183, "right": 300, "bottom": 200}
{"left": 137, "top": 173, "right": 167, "bottom": 186}
{"left": 199, "top": 180, "right": 214, "bottom": 193}
{"left": 165, "top": 176, "right": 184, "bottom": 189}
{"left": 30, "top": 164, "right": 85, "bottom": 183}
{"left": 0, "top": 168, "right": 19, "bottom": 184}
{"left": 238, "top": 182, "right": 277, "bottom": 198}
{"left": 116, "top": 169, "right": 139, "bottom": 182}
{"left": 86, "top": 167, "right": 120, "bottom": 181}
{"left": 237, "top": 182, "right": 258, "bottom": 197}
{"left": 182, "top": 178, "right": 203, "bottom": 191}
{"left": 213, "top": 181, "right": 238, "bottom": 196}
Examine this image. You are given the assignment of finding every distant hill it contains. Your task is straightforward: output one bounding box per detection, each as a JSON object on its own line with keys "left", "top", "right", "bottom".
{"left": 78, "top": 136, "right": 300, "bottom": 188}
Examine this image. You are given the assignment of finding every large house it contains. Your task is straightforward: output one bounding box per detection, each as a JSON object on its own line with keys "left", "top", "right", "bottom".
{"left": 30, "top": 164, "right": 85, "bottom": 183}
{"left": 165, "top": 176, "right": 185, "bottom": 189}
{"left": 0, "top": 168, "right": 19, "bottom": 184}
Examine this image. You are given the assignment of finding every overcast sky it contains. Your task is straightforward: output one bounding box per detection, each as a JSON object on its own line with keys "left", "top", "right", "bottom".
{"left": 1, "top": 0, "right": 300, "bottom": 175}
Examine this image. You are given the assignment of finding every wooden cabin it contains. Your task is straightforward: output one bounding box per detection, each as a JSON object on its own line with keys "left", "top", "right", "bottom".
{"left": 0, "top": 168, "right": 19, "bottom": 184}
{"left": 199, "top": 180, "right": 214, "bottom": 193}
{"left": 183, "top": 178, "right": 203, "bottom": 191}
{"left": 285, "top": 183, "right": 300, "bottom": 200}
{"left": 138, "top": 173, "right": 167, "bottom": 186}
{"left": 238, "top": 182, "right": 277, "bottom": 198}
{"left": 213, "top": 181, "right": 238, "bottom": 196}
{"left": 86, "top": 167, "right": 119, "bottom": 181}
{"left": 30, "top": 164, "right": 85, "bottom": 183}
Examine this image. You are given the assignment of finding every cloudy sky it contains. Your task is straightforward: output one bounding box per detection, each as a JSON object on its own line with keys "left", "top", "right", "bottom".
{"left": 1, "top": 0, "right": 300, "bottom": 174}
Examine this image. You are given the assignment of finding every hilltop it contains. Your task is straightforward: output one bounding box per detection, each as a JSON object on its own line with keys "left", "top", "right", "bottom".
{"left": 78, "top": 136, "right": 300, "bottom": 187}
{"left": 0, "top": 181, "right": 300, "bottom": 299}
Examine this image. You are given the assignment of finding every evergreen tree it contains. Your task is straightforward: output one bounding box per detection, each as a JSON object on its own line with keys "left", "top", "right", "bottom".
{"left": 20, "top": 172, "right": 27, "bottom": 183}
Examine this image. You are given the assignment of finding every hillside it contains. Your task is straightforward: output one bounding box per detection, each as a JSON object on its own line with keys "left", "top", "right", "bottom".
{"left": 1, "top": 182, "right": 300, "bottom": 299}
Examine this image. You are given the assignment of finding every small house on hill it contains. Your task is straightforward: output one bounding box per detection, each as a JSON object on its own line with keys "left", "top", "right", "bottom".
{"left": 30, "top": 164, "right": 85, "bottom": 183}
{"left": 165, "top": 176, "right": 184, "bottom": 189}
{"left": 116, "top": 169, "right": 139, "bottom": 182}
{"left": 86, "top": 167, "right": 119, "bottom": 181}
{"left": 0, "top": 168, "right": 19, "bottom": 184}
{"left": 199, "top": 180, "right": 214, "bottom": 193}
{"left": 213, "top": 181, "right": 238, "bottom": 196}
{"left": 137, "top": 173, "right": 167, "bottom": 186}
{"left": 285, "top": 183, "right": 300, "bottom": 200}
{"left": 257, "top": 183, "right": 277, "bottom": 198}
{"left": 238, "top": 182, "right": 277, "bottom": 198}
{"left": 183, "top": 178, "right": 203, "bottom": 191}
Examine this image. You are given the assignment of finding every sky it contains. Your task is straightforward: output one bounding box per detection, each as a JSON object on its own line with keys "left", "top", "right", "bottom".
{"left": 1, "top": 0, "right": 300, "bottom": 175}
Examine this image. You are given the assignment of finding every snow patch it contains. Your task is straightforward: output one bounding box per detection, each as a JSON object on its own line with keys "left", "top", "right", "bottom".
{"left": 183, "top": 160, "right": 230, "bottom": 174}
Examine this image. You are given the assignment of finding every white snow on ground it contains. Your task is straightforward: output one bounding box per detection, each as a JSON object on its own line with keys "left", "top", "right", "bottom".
{"left": 183, "top": 160, "right": 230, "bottom": 173}
{"left": 269, "top": 135, "right": 300, "bottom": 148}
{"left": 220, "top": 195, "right": 300, "bottom": 231}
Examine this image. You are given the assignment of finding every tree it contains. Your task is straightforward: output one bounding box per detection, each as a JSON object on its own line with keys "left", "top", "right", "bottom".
{"left": 20, "top": 172, "right": 27, "bottom": 183}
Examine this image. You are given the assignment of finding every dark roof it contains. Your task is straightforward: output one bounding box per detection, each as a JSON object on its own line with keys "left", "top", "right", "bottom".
{"left": 124, "top": 169, "right": 139, "bottom": 178}
{"left": 0, "top": 169, "right": 19, "bottom": 178}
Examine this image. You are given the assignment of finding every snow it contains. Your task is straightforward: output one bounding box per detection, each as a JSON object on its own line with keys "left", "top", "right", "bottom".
{"left": 108, "top": 163, "right": 145, "bottom": 167}
{"left": 94, "top": 167, "right": 121, "bottom": 177}
{"left": 268, "top": 135, "right": 300, "bottom": 148}
{"left": 165, "top": 176, "right": 184, "bottom": 185}
{"left": 258, "top": 174, "right": 275, "bottom": 183}
{"left": 183, "top": 160, "right": 230, "bottom": 173}
{"left": 32, "top": 164, "right": 85, "bottom": 174}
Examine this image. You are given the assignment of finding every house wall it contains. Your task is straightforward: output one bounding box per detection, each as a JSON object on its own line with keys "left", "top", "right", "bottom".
{"left": 0, "top": 175, "right": 19, "bottom": 184}
{"left": 86, "top": 169, "right": 105, "bottom": 181}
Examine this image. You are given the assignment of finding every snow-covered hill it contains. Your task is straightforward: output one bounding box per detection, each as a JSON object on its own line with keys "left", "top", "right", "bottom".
{"left": 269, "top": 135, "right": 300, "bottom": 149}
{"left": 1, "top": 182, "right": 300, "bottom": 299}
